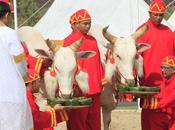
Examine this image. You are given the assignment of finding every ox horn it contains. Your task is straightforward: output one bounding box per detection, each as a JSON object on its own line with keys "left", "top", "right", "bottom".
{"left": 46, "top": 39, "right": 63, "bottom": 53}
{"left": 131, "top": 25, "right": 149, "bottom": 40}
{"left": 69, "top": 38, "right": 83, "bottom": 51}
{"left": 102, "top": 26, "right": 117, "bottom": 44}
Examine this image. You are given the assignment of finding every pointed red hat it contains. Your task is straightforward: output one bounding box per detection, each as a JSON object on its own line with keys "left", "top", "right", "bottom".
{"left": 0, "top": 0, "right": 14, "bottom": 12}
{"left": 149, "top": 0, "right": 166, "bottom": 14}
{"left": 25, "top": 56, "right": 44, "bottom": 83}
{"left": 161, "top": 56, "right": 175, "bottom": 68}
{"left": 69, "top": 9, "right": 91, "bottom": 24}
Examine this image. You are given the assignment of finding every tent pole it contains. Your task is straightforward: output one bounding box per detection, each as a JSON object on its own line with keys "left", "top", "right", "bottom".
{"left": 13, "top": 0, "right": 18, "bottom": 30}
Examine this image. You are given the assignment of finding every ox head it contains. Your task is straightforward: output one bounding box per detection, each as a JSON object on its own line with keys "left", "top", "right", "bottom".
{"left": 45, "top": 38, "right": 96, "bottom": 98}
{"left": 102, "top": 25, "right": 151, "bottom": 85}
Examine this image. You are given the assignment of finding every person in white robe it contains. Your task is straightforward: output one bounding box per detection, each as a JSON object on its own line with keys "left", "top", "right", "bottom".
{"left": 0, "top": 1, "right": 33, "bottom": 130}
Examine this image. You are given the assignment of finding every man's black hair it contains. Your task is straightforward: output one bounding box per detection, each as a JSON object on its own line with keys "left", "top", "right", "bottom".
{"left": 0, "top": 2, "right": 11, "bottom": 19}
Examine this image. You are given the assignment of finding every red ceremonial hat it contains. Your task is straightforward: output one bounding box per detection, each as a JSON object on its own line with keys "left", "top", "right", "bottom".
{"left": 0, "top": 0, "right": 14, "bottom": 12}
{"left": 69, "top": 9, "right": 91, "bottom": 24}
{"left": 161, "top": 56, "right": 175, "bottom": 68}
{"left": 149, "top": 0, "right": 166, "bottom": 14}
{"left": 25, "top": 53, "right": 44, "bottom": 83}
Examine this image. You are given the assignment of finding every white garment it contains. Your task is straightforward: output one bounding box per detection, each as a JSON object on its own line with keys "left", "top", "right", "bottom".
{"left": 0, "top": 26, "right": 33, "bottom": 129}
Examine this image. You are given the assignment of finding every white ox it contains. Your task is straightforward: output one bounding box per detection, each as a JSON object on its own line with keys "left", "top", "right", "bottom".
{"left": 88, "top": 24, "right": 151, "bottom": 130}
{"left": 17, "top": 26, "right": 95, "bottom": 106}
{"left": 90, "top": 25, "right": 150, "bottom": 84}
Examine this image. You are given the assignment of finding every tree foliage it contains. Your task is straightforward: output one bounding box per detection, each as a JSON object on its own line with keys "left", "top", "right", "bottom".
{"left": 16, "top": 0, "right": 174, "bottom": 27}
{"left": 17, "top": 0, "right": 51, "bottom": 27}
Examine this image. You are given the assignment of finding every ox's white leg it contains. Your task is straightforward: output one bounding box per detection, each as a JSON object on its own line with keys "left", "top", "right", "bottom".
{"left": 100, "top": 85, "right": 116, "bottom": 130}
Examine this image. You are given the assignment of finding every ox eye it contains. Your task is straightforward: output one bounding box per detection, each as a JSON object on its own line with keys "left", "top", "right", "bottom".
{"left": 55, "top": 66, "right": 59, "bottom": 72}
{"left": 116, "top": 55, "right": 121, "bottom": 60}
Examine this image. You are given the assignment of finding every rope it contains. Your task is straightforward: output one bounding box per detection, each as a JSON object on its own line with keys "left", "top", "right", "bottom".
{"left": 19, "top": 0, "right": 52, "bottom": 27}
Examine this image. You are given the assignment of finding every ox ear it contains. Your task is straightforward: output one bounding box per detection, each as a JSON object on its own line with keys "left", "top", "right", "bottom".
{"left": 136, "top": 43, "right": 151, "bottom": 53}
{"left": 35, "top": 49, "right": 50, "bottom": 58}
{"left": 76, "top": 51, "right": 96, "bottom": 59}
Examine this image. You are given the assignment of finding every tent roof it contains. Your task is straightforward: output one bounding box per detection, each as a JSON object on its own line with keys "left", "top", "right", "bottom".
{"left": 35, "top": 0, "right": 174, "bottom": 39}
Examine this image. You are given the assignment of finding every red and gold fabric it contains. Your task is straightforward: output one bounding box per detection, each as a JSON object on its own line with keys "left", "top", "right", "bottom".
{"left": 140, "top": 97, "right": 159, "bottom": 109}
{"left": 157, "top": 75, "right": 175, "bottom": 112}
{"left": 148, "top": 75, "right": 175, "bottom": 130}
{"left": 26, "top": 90, "right": 68, "bottom": 130}
{"left": 149, "top": 0, "right": 166, "bottom": 14}
{"left": 69, "top": 9, "right": 91, "bottom": 24}
{"left": 25, "top": 56, "right": 43, "bottom": 83}
{"left": 136, "top": 17, "right": 175, "bottom": 130}
{"left": 0, "top": 0, "right": 14, "bottom": 12}
{"left": 22, "top": 42, "right": 44, "bottom": 83}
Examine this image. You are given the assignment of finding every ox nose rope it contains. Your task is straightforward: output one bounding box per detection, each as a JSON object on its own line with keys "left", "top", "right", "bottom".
{"left": 117, "top": 69, "right": 131, "bottom": 84}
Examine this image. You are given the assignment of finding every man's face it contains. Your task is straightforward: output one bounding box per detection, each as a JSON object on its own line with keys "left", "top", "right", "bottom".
{"left": 149, "top": 12, "right": 164, "bottom": 26}
{"left": 161, "top": 64, "right": 175, "bottom": 79}
{"left": 75, "top": 20, "right": 91, "bottom": 34}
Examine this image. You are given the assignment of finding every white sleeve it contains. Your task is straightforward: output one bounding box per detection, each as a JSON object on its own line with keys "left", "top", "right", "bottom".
{"left": 8, "top": 30, "right": 27, "bottom": 78}
{"left": 8, "top": 30, "right": 23, "bottom": 56}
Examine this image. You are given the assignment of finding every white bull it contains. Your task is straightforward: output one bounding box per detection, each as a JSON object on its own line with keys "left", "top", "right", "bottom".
{"left": 88, "top": 24, "right": 151, "bottom": 130}
{"left": 17, "top": 26, "right": 95, "bottom": 112}
{"left": 18, "top": 26, "right": 95, "bottom": 98}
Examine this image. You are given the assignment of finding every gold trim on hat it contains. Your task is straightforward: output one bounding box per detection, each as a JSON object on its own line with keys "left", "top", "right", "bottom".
{"left": 149, "top": 3, "right": 165, "bottom": 13}
{"left": 162, "top": 57, "right": 175, "bottom": 68}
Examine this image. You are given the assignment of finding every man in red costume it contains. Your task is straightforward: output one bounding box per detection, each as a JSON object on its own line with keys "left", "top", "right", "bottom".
{"left": 25, "top": 54, "right": 68, "bottom": 130}
{"left": 64, "top": 9, "right": 107, "bottom": 130}
{"left": 148, "top": 56, "right": 175, "bottom": 130}
{"left": 136, "top": 0, "right": 175, "bottom": 130}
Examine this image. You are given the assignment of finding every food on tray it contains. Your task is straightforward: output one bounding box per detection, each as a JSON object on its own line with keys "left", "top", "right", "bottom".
{"left": 47, "top": 96, "right": 92, "bottom": 107}
{"left": 119, "top": 86, "right": 160, "bottom": 92}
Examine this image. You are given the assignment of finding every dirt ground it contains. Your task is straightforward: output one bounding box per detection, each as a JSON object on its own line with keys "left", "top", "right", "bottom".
{"left": 54, "top": 109, "right": 141, "bottom": 130}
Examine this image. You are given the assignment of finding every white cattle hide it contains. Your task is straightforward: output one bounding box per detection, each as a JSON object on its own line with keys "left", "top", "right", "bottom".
{"left": 41, "top": 39, "right": 96, "bottom": 97}
{"left": 89, "top": 24, "right": 151, "bottom": 130}
{"left": 89, "top": 24, "right": 151, "bottom": 84}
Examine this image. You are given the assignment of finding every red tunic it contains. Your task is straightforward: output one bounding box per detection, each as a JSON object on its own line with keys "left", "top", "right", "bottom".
{"left": 64, "top": 30, "right": 105, "bottom": 94}
{"left": 137, "top": 20, "right": 175, "bottom": 130}
{"left": 157, "top": 75, "right": 175, "bottom": 118}
{"left": 26, "top": 90, "right": 68, "bottom": 130}
{"left": 137, "top": 20, "right": 175, "bottom": 87}
{"left": 149, "top": 75, "right": 175, "bottom": 130}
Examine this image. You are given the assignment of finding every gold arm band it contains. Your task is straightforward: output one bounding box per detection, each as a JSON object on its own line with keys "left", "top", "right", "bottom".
{"left": 13, "top": 53, "right": 26, "bottom": 63}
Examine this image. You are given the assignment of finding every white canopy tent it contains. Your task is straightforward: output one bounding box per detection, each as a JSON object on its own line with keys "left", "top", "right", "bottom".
{"left": 167, "top": 11, "right": 175, "bottom": 30}
{"left": 34, "top": 0, "right": 175, "bottom": 39}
